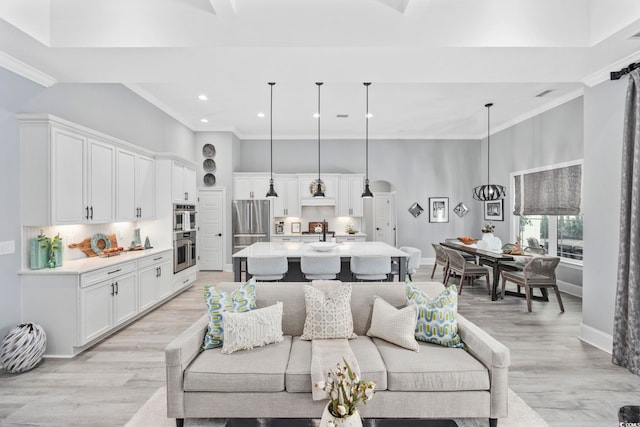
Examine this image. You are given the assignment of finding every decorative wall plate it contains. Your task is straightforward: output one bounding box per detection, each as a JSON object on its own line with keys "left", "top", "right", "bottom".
{"left": 204, "top": 173, "right": 216, "bottom": 186}
{"left": 453, "top": 202, "right": 470, "bottom": 217}
{"left": 308, "top": 179, "right": 326, "bottom": 195}
{"left": 202, "top": 143, "right": 216, "bottom": 158}
{"left": 90, "top": 233, "right": 111, "bottom": 254}
{"left": 203, "top": 158, "right": 216, "bottom": 172}
{"left": 408, "top": 202, "right": 424, "bottom": 218}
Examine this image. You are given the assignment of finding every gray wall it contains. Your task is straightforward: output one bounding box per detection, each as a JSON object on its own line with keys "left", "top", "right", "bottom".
{"left": 582, "top": 78, "right": 627, "bottom": 351}
{"left": 0, "top": 67, "right": 195, "bottom": 337}
{"left": 236, "top": 138, "right": 484, "bottom": 258}
{"left": 487, "top": 97, "right": 585, "bottom": 289}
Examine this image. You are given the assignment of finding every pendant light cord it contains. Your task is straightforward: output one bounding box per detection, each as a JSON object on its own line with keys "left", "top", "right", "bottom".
{"left": 316, "top": 82, "right": 323, "bottom": 182}
{"left": 485, "top": 103, "right": 492, "bottom": 187}
{"left": 365, "top": 82, "right": 370, "bottom": 181}
{"left": 269, "top": 82, "right": 275, "bottom": 181}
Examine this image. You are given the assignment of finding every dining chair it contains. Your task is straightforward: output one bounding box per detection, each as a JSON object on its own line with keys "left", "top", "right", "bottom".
{"left": 300, "top": 255, "right": 341, "bottom": 280}
{"left": 500, "top": 256, "right": 564, "bottom": 312}
{"left": 444, "top": 238, "right": 477, "bottom": 263}
{"left": 442, "top": 248, "right": 491, "bottom": 295}
{"left": 389, "top": 246, "right": 422, "bottom": 281}
{"left": 431, "top": 243, "right": 449, "bottom": 281}
{"left": 350, "top": 255, "right": 391, "bottom": 281}
{"left": 247, "top": 256, "right": 288, "bottom": 281}
{"left": 497, "top": 245, "right": 547, "bottom": 294}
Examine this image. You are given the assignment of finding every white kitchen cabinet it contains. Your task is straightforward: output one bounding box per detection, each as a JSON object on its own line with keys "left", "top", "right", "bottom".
{"left": 233, "top": 173, "right": 271, "bottom": 200}
{"left": 272, "top": 175, "right": 300, "bottom": 217}
{"left": 336, "top": 234, "right": 366, "bottom": 243}
{"left": 117, "top": 150, "right": 155, "bottom": 221}
{"left": 337, "top": 175, "right": 364, "bottom": 217}
{"left": 298, "top": 174, "right": 338, "bottom": 205}
{"left": 271, "top": 235, "right": 301, "bottom": 242}
{"left": 51, "top": 126, "right": 86, "bottom": 224}
{"left": 80, "top": 269, "right": 137, "bottom": 344}
{"left": 138, "top": 250, "right": 173, "bottom": 310}
{"left": 88, "top": 138, "right": 116, "bottom": 223}
{"left": 301, "top": 235, "right": 325, "bottom": 243}
{"left": 172, "top": 162, "right": 197, "bottom": 203}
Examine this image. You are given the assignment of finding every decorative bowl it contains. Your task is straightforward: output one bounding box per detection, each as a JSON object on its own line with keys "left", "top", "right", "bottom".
{"left": 309, "top": 242, "right": 337, "bottom": 252}
{"left": 457, "top": 237, "right": 477, "bottom": 245}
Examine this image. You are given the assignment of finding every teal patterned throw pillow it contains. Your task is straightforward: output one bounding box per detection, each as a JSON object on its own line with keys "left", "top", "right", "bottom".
{"left": 202, "top": 279, "right": 257, "bottom": 350}
{"left": 405, "top": 281, "right": 464, "bottom": 349}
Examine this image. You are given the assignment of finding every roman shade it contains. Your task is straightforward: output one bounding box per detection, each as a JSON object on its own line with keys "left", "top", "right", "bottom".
{"left": 512, "top": 164, "right": 582, "bottom": 216}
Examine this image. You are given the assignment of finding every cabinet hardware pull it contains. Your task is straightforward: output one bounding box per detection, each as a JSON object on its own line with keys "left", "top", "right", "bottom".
{"left": 183, "top": 278, "right": 189, "bottom": 283}
{"left": 158, "top": 266, "right": 162, "bottom": 277}
{"left": 115, "top": 282, "right": 118, "bottom": 295}
{"left": 108, "top": 268, "right": 122, "bottom": 275}
{"left": 90, "top": 206, "right": 93, "bottom": 220}
{"left": 184, "top": 192, "right": 188, "bottom": 200}
{"left": 111, "top": 283, "right": 115, "bottom": 296}
{"left": 85, "top": 206, "right": 89, "bottom": 220}
{"left": 139, "top": 207, "right": 142, "bottom": 217}
{"left": 155, "top": 267, "right": 159, "bottom": 278}
{"left": 153, "top": 257, "right": 162, "bottom": 261}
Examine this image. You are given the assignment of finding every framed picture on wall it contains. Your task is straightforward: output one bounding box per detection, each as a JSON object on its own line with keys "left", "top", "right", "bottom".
{"left": 484, "top": 200, "right": 504, "bottom": 221}
{"left": 291, "top": 222, "right": 301, "bottom": 233}
{"left": 428, "top": 197, "right": 449, "bottom": 223}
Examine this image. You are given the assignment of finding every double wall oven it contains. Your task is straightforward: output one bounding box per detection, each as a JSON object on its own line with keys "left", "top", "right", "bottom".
{"left": 174, "top": 204, "right": 197, "bottom": 273}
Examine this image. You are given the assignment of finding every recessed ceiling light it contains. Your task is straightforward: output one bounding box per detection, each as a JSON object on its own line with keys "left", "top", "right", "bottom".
{"left": 536, "top": 89, "right": 552, "bottom": 98}
{"left": 366, "top": 113, "right": 373, "bottom": 118}
{"left": 201, "top": 118, "right": 209, "bottom": 123}
{"left": 313, "top": 113, "right": 320, "bottom": 118}
{"left": 257, "top": 112, "right": 265, "bottom": 118}
{"left": 198, "top": 94, "right": 208, "bottom": 101}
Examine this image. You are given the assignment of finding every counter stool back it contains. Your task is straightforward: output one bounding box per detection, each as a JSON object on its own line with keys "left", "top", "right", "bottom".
{"left": 247, "top": 256, "right": 288, "bottom": 282}
{"left": 301, "top": 255, "right": 341, "bottom": 280}
{"left": 350, "top": 255, "right": 391, "bottom": 281}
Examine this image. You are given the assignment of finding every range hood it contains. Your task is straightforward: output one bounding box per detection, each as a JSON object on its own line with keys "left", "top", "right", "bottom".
{"left": 300, "top": 197, "right": 336, "bottom": 206}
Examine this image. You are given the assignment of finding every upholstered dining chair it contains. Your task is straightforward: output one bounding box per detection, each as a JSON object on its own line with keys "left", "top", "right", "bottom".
{"left": 350, "top": 255, "right": 391, "bottom": 281}
{"left": 497, "top": 245, "right": 547, "bottom": 294}
{"left": 442, "top": 248, "right": 491, "bottom": 295}
{"left": 247, "top": 256, "right": 288, "bottom": 281}
{"left": 389, "top": 246, "right": 422, "bottom": 281}
{"left": 501, "top": 256, "right": 563, "bottom": 312}
{"left": 301, "top": 255, "right": 341, "bottom": 280}
{"left": 431, "top": 243, "right": 449, "bottom": 281}
{"left": 444, "top": 238, "right": 477, "bottom": 263}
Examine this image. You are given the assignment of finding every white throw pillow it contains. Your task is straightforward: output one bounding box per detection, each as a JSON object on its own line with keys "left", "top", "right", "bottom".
{"left": 366, "top": 296, "right": 419, "bottom": 352}
{"left": 301, "top": 282, "right": 357, "bottom": 340}
{"left": 221, "top": 302, "right": 284, "bottom": 354}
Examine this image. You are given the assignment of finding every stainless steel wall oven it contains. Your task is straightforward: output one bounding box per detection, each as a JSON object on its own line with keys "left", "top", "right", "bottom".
{"left": 174, "top": 230, "right": 196, "bottom": 273}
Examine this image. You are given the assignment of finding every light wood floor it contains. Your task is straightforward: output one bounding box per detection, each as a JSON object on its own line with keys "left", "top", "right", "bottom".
{"left": 0, "top": 266, "right": 638, "bottom": 426}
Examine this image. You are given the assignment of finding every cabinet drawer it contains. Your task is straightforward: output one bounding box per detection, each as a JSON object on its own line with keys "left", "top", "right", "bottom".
{"left": 271, "top": 236, "right": 300, "bottom": 242}
{"left": 137, "top": 250, "right": 172, "bottom": 269}
{"left": 81, "top": 261, "right": 136, "bottom": 287}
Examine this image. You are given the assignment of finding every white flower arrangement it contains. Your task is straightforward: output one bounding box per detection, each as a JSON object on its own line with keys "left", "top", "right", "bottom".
{"left": 481, "top": 223, "right": 495, "bottom": 234}
{"left": 314, "top": 358, "right": 376, "bottom": 419}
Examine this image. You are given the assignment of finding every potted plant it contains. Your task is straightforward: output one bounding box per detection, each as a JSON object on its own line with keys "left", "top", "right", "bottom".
{"left": 315, "top": 359, "right": 376, "bottom": 427}
{"left": 345, "top": 224, "right": 358, "bottom": 235}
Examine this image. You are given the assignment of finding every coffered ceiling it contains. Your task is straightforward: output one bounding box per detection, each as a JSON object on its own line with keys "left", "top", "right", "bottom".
{"left": 1, "top": 0, "right": 640, "bottom": 139}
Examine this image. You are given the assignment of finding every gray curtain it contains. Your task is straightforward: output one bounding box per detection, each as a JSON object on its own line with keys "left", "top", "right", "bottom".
{"left": 612, "top": 68, "right": 640, "bottom": 375}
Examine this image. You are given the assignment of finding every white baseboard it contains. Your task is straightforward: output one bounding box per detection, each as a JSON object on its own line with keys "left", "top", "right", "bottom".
{"left": 579, "top": 323, "right": 613, "bottom": 354}
{"left": 422, "top": 257, "right": 435, "bottom": 266}
{"left": 558, "top": 280, "right": 582, "bottom": 298}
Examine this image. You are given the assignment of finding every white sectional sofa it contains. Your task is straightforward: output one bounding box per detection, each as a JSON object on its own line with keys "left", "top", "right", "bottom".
{"left": 165, "top": 282, "right": 510, "bottom": 427}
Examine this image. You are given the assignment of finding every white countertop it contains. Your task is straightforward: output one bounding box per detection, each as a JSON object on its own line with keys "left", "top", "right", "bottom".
{"left": 19, "top": 247, "right": 173, "bottom": 275}
{"left": 233, "top": 241, "right": 405, "bottom": 258}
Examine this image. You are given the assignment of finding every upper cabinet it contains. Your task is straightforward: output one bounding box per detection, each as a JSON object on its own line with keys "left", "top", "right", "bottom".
{"left": 272, "top": 174, "right": 300, "bottom": 217}
{"left": 172, "top": 162, "right": 197, "bottom": 203}
{"left": 337, "top": 175, "right": 364, "bottom": 217}
{"left": 20, "top": 118, "right": 116, "bottom": 226}
{"left": 232, "top": 173, "right": 271, "bottom": 200}
{"left": 116, "top": 149, "right": 155, "bottom": 221}
{"left": 19, "top": 114, "right": 158, "bottom": 226}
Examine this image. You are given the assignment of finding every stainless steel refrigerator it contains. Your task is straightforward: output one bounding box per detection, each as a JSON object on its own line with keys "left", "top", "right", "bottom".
{"left": 232, "top": 200, "right": 271, "bottom": 253}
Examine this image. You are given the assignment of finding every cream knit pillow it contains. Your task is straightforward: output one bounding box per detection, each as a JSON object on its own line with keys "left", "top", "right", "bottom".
{"left": 367, "top": 296, "right": 419, "bottom": 351}
{"left": 301, "top": 282, "right": 357, "bottom": 340}
{"left": 221, "top": 302, "right": 284, "bottom": 354}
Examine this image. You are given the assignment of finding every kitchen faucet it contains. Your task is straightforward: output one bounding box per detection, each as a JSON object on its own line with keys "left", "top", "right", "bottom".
{"left": 322, "top": 219, "right": 327, "bottom": 242}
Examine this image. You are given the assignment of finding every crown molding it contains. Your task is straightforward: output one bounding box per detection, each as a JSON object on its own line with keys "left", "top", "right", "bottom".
{"left": 0, "top": 52, "right": 56, "bottom": 87}
{"left": 123, "top": 83, "right": 196, "bottom": 130}
{"left": 582, "top": 50, "right": 640, "bottom": 87}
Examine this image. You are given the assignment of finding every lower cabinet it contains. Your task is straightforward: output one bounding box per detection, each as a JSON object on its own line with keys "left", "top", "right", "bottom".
{"left": 336, "top": 235, "right": 366, "bottom": 243}
{"left": 20, "top": 249, "right": 187, "bottom": 358}
{"left": 81, "top": 271, "right": 138, "bottom": 345}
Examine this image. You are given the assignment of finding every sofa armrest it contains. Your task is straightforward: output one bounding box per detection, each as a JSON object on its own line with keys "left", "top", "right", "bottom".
{"left": 457, "top": 314, "right": 510, "bottom": 368}
{"left": 165, "top": 314, "right": 209, "bottom": 418}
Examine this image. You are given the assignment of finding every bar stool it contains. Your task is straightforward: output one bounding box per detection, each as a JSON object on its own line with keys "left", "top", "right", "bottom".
{"left": 301, "top": 255, "right": 341, "bottom": 280}
{"left": 350, "top": 256, "right": 391, "bottom": 281}
{"left": 389, "top": 247, "right": 422, "bottom": 281}
{"left": 247, "top": 256, "right": 288, "bottom": 282}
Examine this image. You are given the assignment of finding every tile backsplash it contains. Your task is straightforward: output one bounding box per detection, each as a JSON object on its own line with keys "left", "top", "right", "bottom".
{"left": 274, "top": 206, "right": 363, "bottom": 234}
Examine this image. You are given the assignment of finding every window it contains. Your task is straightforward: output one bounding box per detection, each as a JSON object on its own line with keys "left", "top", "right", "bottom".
{"left": 518, "top": 215, "right": 583, "bottom": 263}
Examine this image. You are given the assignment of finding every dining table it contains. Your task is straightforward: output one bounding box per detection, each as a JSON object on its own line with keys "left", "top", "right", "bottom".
{"left": 232, "top": 241, "right": 408, "bottom": 283}
{"left": 440, "top": 241, "right": 549, "bottom": 302}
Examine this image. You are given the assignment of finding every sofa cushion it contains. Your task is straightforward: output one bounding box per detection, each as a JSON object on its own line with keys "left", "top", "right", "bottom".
{"left": 301, "top": 282, "right": 357, "bottom": 340}
{"left": 221, "top": 302, "right": 284, "bottom": 355}
{"left": 285, "top": 336, "right": 387, "bottom": 392}
{"left": 373, "top": 337, "right": 489, "bottom": 392}
{"left": 184, "top": 336, "right": 292, "bottom": 392}
{"left": 366, "top": 296, "right": 419, "bottom": 352}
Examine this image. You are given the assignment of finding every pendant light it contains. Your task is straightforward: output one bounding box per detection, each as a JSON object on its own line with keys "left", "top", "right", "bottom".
{"left": 265, "top": 82, "right": 279, "bottom": 198}
{"left": 361, "top": 82, "right": 374, "bottom": 199}
{"left": 472, "top": 103, "right": 506, "bottom": 201}
{"left": 313, "top": 82, "right": 325, "bottom": 198}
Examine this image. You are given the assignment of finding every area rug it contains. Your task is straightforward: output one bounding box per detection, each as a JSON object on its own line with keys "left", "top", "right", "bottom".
{"left": 125, "top": 387, "right": 549, "bottom": 427}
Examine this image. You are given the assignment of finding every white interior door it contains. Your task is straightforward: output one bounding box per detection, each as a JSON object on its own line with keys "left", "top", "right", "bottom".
{"left": 373, "top": 192, "right": 397, "bottom": 246}
{"left": 199, "top": 189, "right": 225, "bottom": 270}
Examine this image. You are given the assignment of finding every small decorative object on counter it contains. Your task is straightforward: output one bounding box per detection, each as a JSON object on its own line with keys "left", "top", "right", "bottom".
{"left": 132, "top": 228, "right": 142, "bottom": 247}
{"left": 48, "top": 233, "right": 63, "bottom": 268}
{"left": 29, "top": 230, "right": 50, "bottom": 270}
{"left": 144, "top": 236, "right": 152, "bottom": 249}
{"left": 0, "top": 323, "right": 47, "bottom": 373}
{"left": 345, "top": 224, "right": 358, "bottom": 235}
{"left": 315, "top": 358, "right": 376, "bottom": 427}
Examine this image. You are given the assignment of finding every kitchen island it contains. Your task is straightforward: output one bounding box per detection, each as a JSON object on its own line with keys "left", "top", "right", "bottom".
{"left": 232, "top": 241, "right": 407, "bottom": 282}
